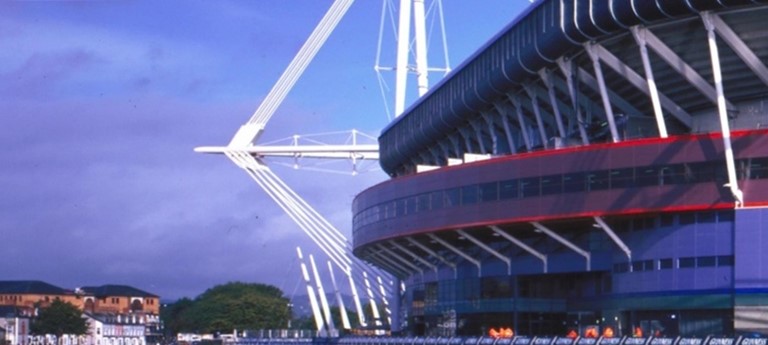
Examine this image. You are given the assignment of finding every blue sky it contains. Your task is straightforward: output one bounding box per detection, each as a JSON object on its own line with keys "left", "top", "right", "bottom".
{"left": 0, "top": 1, "right": 531, "bottom": 300}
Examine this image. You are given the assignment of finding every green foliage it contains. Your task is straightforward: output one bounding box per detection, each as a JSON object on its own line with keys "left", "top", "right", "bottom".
{"left": 31, "top": 300, "right": 88, "bottom": 336}
{"left": 161, "top": 282, "right": 291, "bottom": 334}
{"left": 160, "top": 297, "right": 195, "bottom": 336}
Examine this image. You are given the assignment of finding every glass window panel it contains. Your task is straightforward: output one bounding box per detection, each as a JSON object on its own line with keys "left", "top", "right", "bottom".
{"left": 406, "top": 197, "right": 417, "bottom": 215}
{"left": 697, "top": 211, "right": 716, "bottom": 223}
{"left": 613, "top": 262, "right": 629, "bottom": 273}
{"left": 644, "top": 260, "right": 654, "bottom": 271}
{"left": 679, "top": 257, "right": 695, "bottom": 268}
{"left": 659, "top": 258, "right": 673, "bottom": 269}
{"left": 479, "top": 182, "right": 499, "bottom": 202}
{"left": 431, "top": 191, "right": 444, "bottom": 210}
{"left": 660, "top": 214, "right": 675, "bottom": 227}
{"left": 660, "top": 164, "right": 687, "bottom": 185}
{"left": 688, "top": 162, "right": 715, "bottom": 183}
{"left": 718, "top": 210, "right": 734, "bottom": 222}
{"left": 713, "top": 161, "right": 728, "bottom": 184}
{"left": 748, "top": 157, "right": 768, "bottom": 179}
{"left": 540, "top": 175, "right": 562, "bottom": 195}
{"left": 610, "top": 168, "right": 635, "bottom": 188}
{"left": 520, "top": 177, "right": 540, "bottom": 198}
{"left": 636, "top": 166, "right": 659, "bottom": 187}
{"left": 563, "top": 172, "right": 586, "bottom": 193}
{"left": 444, "top": 188, "right": 460, "bottom": 207}
{"left": 697, "top": 256, "right": 717, "bottom": 267}
{"left": 417, "top": 194, "right": 430, "bottom": 212}
{"left": 587, "top": 170, "right": 609, "bottom": 191}
{"left": 461, "top": 185, "right": 478, "bottom": 205}
{"left": 499, "top": 179, "right": 519, "bottom": 200}
{"left": 717, "top": 255, "right": 734, "bottom": 266}
{"left": 396, "top": 199, "right": 406, "bottom": 216}
{"left": 385, "top": 202, "right": 396, "bottom": 219}
{"left": 679, "top": 212, "right": 696, "bottom": 225}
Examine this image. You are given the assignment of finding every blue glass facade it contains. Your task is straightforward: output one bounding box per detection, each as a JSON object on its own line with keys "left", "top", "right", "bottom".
{"left": 351, "top": 0, "right": 768, "bottom": 337}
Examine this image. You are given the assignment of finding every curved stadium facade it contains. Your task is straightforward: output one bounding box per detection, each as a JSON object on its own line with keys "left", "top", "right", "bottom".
{"left": 352, "top": 0, "right": 768, "bottom": 338}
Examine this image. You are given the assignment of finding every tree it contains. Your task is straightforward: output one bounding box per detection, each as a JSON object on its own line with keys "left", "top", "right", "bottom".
{"left": 31, "top": 300, "right": 88, "bottom": 336}
{"left": 160, "top": 298, "right": 195, "bottom": 337}
{"left": 162, "top": 282, "right": 291, "bottom": 333}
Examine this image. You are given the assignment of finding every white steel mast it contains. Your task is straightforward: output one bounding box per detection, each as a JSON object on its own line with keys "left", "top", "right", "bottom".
{"left": 197, "top": 0, "right": 450, "bottom": 333}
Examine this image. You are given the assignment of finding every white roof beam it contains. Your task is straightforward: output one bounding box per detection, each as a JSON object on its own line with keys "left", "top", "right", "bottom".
{"left": 481, "top": 112, "right": 500, "bottom": 155}
{"left": 631, "top": 26, "right": 670, "bottom": 137}
{"left": 593, "top": 216, "right": 631, "bottom": 262}
{"left": 405, "top": 237, "right": 458, "bottom": 278}
{"left": 577, "top": 66, "right": 644, "bottom": 118}
{"left": 596, "top": 39, "right": 693, "bottom": 129}
{"left": 367, "top": 249, "right": 414, "bottom": 277}
{"left": 387, "top": 240, "right": 438, "bottom": 274}
{"left": 539, "top": 69, "right": 567, "bottom": 138}
{"left": 639, "top": 25, "right": 737, "bottom": 112}
{"left": 492, "top": 103, "right": 519, "bottom": 154}
{"left": 557, "top": 58, "right": 590, "bottom": 145}
{"left": 507, "top": 93, "right": 533, "bottom": 151}
{"left": 585, "top": 43, "right": 621, "bottom": 143}
{"left": 375, "top": 244, "right": 424, "bottom": 274}
{"left": 489, "top": 226, "right": 547, "bottom": 273}
{"left": 523, "top": 85, "right": 551, "bottom": 149}
{"left": 702, "top": 11, "right": 744, "bottom": 207}
{"left": 706, "top": 13, "right": 768, "bottom": 88}
{"left": 427, "top": 233, "right": 482, "bottom": 277}
{"left": 469, "top": 119, "right": 488, "bottom": 154}
{"left": 531, "top": 222, "right": 591, "bottom": 271}
{"left": 456, "top": 229, "right": 511, "bottom": 274}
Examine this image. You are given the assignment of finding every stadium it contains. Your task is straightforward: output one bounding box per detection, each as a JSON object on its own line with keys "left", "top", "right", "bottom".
{"left": 352, "top": 0, "right": 768, "bottom": 337}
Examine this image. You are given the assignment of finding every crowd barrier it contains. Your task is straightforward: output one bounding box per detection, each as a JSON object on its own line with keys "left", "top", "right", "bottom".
{"left": 235, "top": 336, "right": 768, "bottom": 345}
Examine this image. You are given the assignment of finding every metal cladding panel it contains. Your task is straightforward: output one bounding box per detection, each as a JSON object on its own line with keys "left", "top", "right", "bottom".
{"left": 590, "top": 2, "right": 625, "bottom": 32}
{"left": 654, "top": 0, "right": 693, "bottom": 16}
{"left": 574, "top": 0, "right": 605, "bottom": 38}
{"left": 608, "top": 0, "right": 644, "bottom": 27}
{"left": 535, "top": 1, "right": 580, "bottom": 61}
{"left": 378, "top": 0, "right": 768, "bottom": 176}
{"left": 560, "top": 0, "right": 588, "bottom": 42}
{"left": 356, "top": 131, "right": 768, "bottom": 249}
{"left": 631, "top": 0, "right": 677, "bottom": 22}
{"left": 686, "top": 0, "right": 728, "bottom": 10}
{"left": 517, "top": 23, "right": 545, "bottom": 75}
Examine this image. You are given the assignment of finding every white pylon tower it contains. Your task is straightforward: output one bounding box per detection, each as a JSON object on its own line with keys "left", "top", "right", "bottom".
{"left": 375, "top": 0, "right": 451, "bottom": 119}
{"left": 196, "top": 0, "right": 450, "bottom": 334}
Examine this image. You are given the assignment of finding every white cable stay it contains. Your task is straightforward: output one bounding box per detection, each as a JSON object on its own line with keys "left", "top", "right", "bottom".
{"left": 198, "top": 0, "right": 460, "bottom": 332}
{"left": 225, "top": 151, "right": 391, "bottom": 327}
{"left": 229, "top": 0, "right": 355, "bottom": 147}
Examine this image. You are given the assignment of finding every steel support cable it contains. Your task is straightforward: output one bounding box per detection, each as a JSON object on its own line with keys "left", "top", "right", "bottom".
{"left": 254, "top": 156, "right": 351, "bottom": 245}
{"left": 244, "top": 0, "right": 354, "bottom": 129}
{"left": 257, "top": 166, "right": 350, "bottom": 252}
{"left": 226, "top": 153, "right": 353, "bottom": 274}
{"left": 262, "top": 167, "right": 351, "bottom": 246}
{"left": 255, "top": 2, "right": 344, "bottom": 122}
{"left": 257, "top": 169, "right": 355, "bottom": 266}
{"left": 230, "top": 152, "right": 394, "bottom": 304}
{"left": 224, "top": 155, "right": 354, "bottom": 281}
{"left": 249, "top": 162, "right": 353, "bottom": 269}
{"left": 250, "top": 0, "right": 350, "bottom": 125}
{"left": 236, "top": 158, "right": 391, "bottom": 321}
{"left": 260, "top": 166, "right": 394, "bottom": 283}
{"left": 363, "top": 271, "right": 384, "bottom": 326}
{"left": 376, "top": 275, "right": 392, "bottom": 325}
